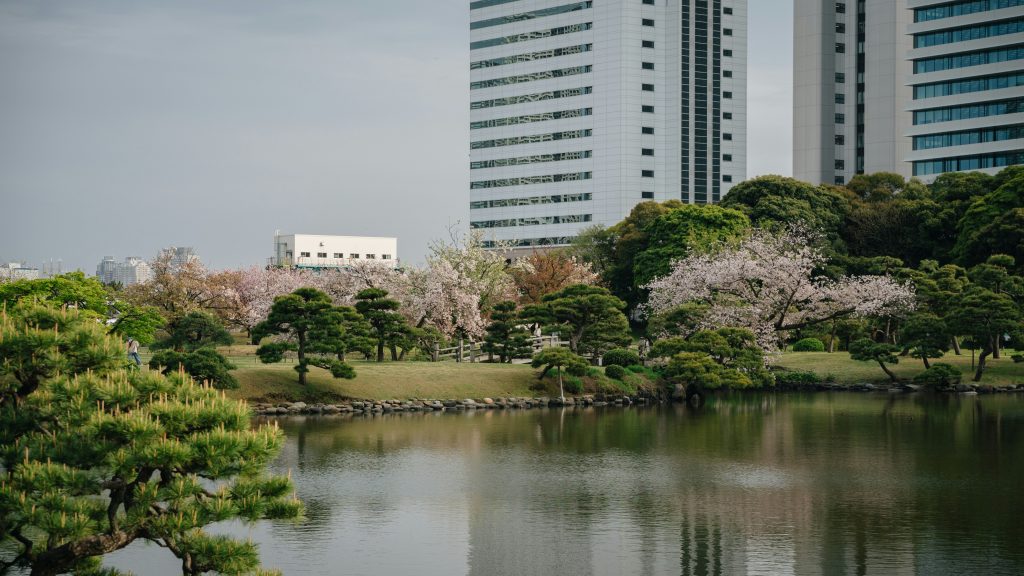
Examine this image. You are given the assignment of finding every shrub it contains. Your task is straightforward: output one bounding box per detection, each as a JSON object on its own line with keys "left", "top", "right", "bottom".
{"left": 792, "top": 338, "right": 825, "bottom": 352}
{"left": 1012, "top": 354, "right": 1024, "bottom": 363}
{"left": 150, "top": 348, "right": 238, "bottom": 389}
{"left": 913, "top": 363, "right": 962, "bottom": 388}
{"left": 605, "top": 364, "right": 626, "bottom": 379}
{"left": 774, "top": 370, "right": 820, "bottom": 387}
{"left": 603, "top": 348, "right": 640, "bottom": 367}
{"left": 564, "top": 376, "right": 584, "bottom": 394}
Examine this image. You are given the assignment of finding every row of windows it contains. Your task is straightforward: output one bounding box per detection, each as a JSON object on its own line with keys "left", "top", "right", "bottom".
{"left": 470, "top": 65, "right": 591, "bottom": 90}
{"left": 470, "top": 43, "right": 592, "bottom": 69}
{"left": 470, "top": 1, "right": 591, "bottom": 30}
{"left": 914, "top": 97, "right": 1024, "bottom": 124}
{"left": 298, "top": 252, "right": 392, "bottom": 260}
{"left": 913, "top": 149, "right": 1024, "bottom": 175}
{"left": 482, "top": 236, "right": 575, "bottom": 248}
{"left": 470, "top": 193, "right": 592, "bottom": 210}
{"left": 914, "top": 44, "right": 1024, "bottom": 74}
{"left": 470, "top": 129, "right": 592, "bottom": 149}
{"left": 470, "top": 22, "right": 592, "bottom": 50}
{"left": 470, "top": 171, "right": 592, "bottom": 189}
{"left": 913, "top": 124, "right": 1024, "bottom": 149}
{"left": 914, "top": 0, "right": 1024, "bottom": 22}
{"left": 914, "top": 17, "right": 1024, "bottom": 48}
{"left": 914, "top": 71, "right": 1024, "bottom": 99}
{"left": 471, "top": 214, "right": 592, "bottom": 229}
{"left": 470, "top": 150, "right": 591, "bottom": 169}
{"left": 470, "top": 0, "right": 519, "bottom": 9}
{"left": 470, "top": 107, "right": 591, "bottom": 129}
{"left": 471, "top": 87, "right": 591, "bottom": 110}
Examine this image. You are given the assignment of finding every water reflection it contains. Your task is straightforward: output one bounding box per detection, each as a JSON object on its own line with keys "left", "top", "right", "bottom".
{"left": 104, "top": 393, "right": 1024, "bottom": 575}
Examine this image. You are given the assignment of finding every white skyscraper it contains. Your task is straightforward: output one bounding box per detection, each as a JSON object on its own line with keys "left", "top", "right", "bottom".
{"left": 793, "top": 0, "right": 914, "bottom": 185}
{"left": 469, "top": 0, "right": 747, "bottom": 248}
{"left": 906, "top": 0, "right": 1024, "bottom": 179}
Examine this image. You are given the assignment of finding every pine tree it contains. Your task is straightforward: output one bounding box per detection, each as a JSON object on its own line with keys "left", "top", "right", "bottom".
{"left": 0, "top": 304, "right": 301, "bottom": 575}
{"left": 481, "top": 301, "right": 533, "bottom": 363}
{"left": 354, "top": 288, "right": 409, "bottom": 362}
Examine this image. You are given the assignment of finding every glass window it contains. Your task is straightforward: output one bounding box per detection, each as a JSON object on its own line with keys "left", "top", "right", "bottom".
{"left": 471, "top": 65, "right": 592, "bottom": 90}
{"left": 836, "top": 113, "right": 846, "bottom": 124}
{"left": 350, "top": 253, "right": 359, "bottom": 259}
{"left": 642, "top": 61, "right": 655, "bottom": 70}
{"left": 472, "top": 129, "right": 592, "bottom": 150}
{"left": 471, "top": 44, "right": 593, "bottom": 70}
{"left": 836, "top": 42, "right": 845, "bottom": 53}
{"left": 642, "top": 148, "right": 654, "bottom": 156}
{"left": 723, "top": 91, "right": 733, "bottom": 98}
{"left": 642, "top": 191, "right": 654, "bottom": 198}
{"left": 471, "top": 172, "right": 593, "bottom": 189}
{"left": 642, "top": 83, "right": 655, "bottom": 91}
{"left": 723, "top": 49, "right": 732, "bottom": 57}
{"left": 723, "top": 112, "right": 732, "bottom": 119}
{"left": 642, "top": 18, "right": 655, "bottom": 26}
{"left": 366, "top": 254, "right": 376, "bottom": 259}
{"left": 836, "top": 2, "right": 846, "bottom": 13}
{"left": 724, "top": 28, "right": 733, "bottom": 36}
{"left": 334, "top": 253, "right": 343, "bottom": 258}
{"left": 317, "top": 252, "right": 327, "bottom": 258}
{"left": 470, "top": 107, "right": 592, "bottom": 130}
{"left": 382, "top": 254, "right": 392, "bottom": 260}
{"left": 300, "top": 252, "right": 310, "bottom": 257}
{"left": 723, "top": 175, "right": 733, "bottom": 182}
{"left": 642, "top": 126, "right": 654, "bottom": 134}
{"left": 471, "top": 150, "right": 592, "bottom": 169}
{"left": 471, "top": 2, "right": 593, "bottom": 30}
{"left": 723, "top": 154, "right": 732, "bottom": 161}
{"left": 642, "top": 170, "right": 655, "bottom": 177}
{"left": 723, "top": 70, "right": 732, "bottom": 77}
{"left": 471, "top": 22, "right": 593, "bottom": 50}
{"left": 724, "top": 7, "right": 733, "bottom": 14}
{"left": 642, "top": 40, "right": 655, "bottom": 48}
{"left": 642, "top": 105, "right": 655, "bottom": 113}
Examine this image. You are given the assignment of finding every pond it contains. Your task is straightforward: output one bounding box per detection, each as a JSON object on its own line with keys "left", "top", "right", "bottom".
{"left": 106, "top": 392, "right": 1024, "bottom": 576}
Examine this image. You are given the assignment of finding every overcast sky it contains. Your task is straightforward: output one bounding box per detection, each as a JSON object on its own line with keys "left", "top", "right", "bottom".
{"left": 0, "top": 0, "right": 792, "bottom": 272}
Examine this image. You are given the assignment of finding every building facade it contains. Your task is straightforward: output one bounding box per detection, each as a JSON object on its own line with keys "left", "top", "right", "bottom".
{"left": 0, "top": 262, "right": 40, "bottom": 281}
{"left": 469, "top": 0, "right": 747, "bottom": 248}
{"left": 906, "top": 0, "right": 1024, "bottom": 178}
{"left": 95, "top": 256, "right": 153, "bottom": 286}
{"left": 271, "top": 234, "right": 399, "bottom": 269}
{"left": 793, "top": 0, "right": 914, "bottom": 185}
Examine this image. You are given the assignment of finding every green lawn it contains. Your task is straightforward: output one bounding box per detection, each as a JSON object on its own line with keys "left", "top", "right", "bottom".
{"left": 776, "top": 350, "right": 1024, "bottom": 387}
{"left": 228, "top": 361, "right": 539, "bottom": 403}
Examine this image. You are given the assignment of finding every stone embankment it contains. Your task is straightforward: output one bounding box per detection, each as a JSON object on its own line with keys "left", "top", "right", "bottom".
{"left": 251, "top": 395, "right": 656, "bottom": 416}
{"left": 771, "top": 381, "right": 1024, "bottom": 394}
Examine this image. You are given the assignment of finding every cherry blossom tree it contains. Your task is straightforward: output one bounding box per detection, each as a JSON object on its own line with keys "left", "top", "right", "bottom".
{"left": 645, "top": 228, "right": 916, "bottom": 353}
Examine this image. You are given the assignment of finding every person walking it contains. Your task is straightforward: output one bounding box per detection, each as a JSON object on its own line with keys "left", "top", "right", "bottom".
{"left": 127, "top": 337, "right": 142, "bottom": 367}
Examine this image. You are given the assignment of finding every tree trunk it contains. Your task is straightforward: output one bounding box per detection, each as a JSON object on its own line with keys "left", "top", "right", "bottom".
{"left": 297, "top": 334, "right": 307, "bottom": 386}
{"left": 922, "top": 355, "right": 931, "bottom": 370}
{"left": 878, "top": 360, "right": 898, "bottom": 382}
{"left": 389, "top": 344, "right": 398, "bottom": 361}
{"left": 557, "top": 366, "right": 564, "bottom": 401}
{"left": 993, "top": 336, "right": 1001, "bottom": 359}
{"left": 951, "top": 336, "right": 962, "bottom": 356}
{"left": 828, "top": 320, "right": 837, "bottom": 353}
{"left": 974, "top": 341, "right": 993, "bottom": 382}
{"left": 30, "top": 529, "right": 141, "bottom": 576}
{"left": 376, "top": 340, "right": 384, "bottom": 362}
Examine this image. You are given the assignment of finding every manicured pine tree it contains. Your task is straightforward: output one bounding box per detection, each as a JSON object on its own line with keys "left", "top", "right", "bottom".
{"left": 481, "top": 301, "right": 533, "bottom": 363}
{"left": 354, "top": 288, "right": 408, "bottom": 362}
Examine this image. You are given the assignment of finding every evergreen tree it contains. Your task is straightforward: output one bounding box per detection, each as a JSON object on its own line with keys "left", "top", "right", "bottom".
{"left": 481, "top": 301, "right": 533, "bottom": 363}
{"left": 354, "top": 288, "right": 409, "bottom": 362}
{"left": 530, "top": 347, "right": 588, "bottom": 400}
{"left": 0, "top": 304, "right": 300, "bottom": 575}
{"left": 849, "top": 338, "right": 902, "bottom": 382}
{"left": 538, "top": 284, "right": 632, "bottom": 358}
{"left": 253, "top": 288, "right": 356, "bottom": 384}
{"left": 153, "top": 311, "right": 234, "bottom": 352}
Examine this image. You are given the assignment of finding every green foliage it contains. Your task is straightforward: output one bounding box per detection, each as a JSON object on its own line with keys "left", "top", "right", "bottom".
{"left": 913, "top": 363, "right": 963, "bottom": 388}
{"left": 0, "top": 272, "right": 109, "bottom": 316}
{"left": 538, "top": 284, "right": 631, "bottom": 358}
{"left": 106, "top": 302, "right": 165, "bottom": 346}
{"left": 602, "top": 348, "right": 640, "bottom": 368}
{"left": 720, "top": 175, "right": 851, "bottom": 248}
{"left": 631, "top": 204, "right": 751, "bottom": 289}
{"left": 953, "top": 171, "right": 1024, "bottom": 270}
{"left": 659, "top": 328, "right": 772, "bottom": 390}
{"left": 149, "top": 348, "right": 238, "bottom": 389}
{"left": 354, "top": 288, "right": 409, "bottom": 362}
{"left": 481, "top": 301, "right": 533, "bottom": 362}
{"left": 948, "top": 286, "right": 1021, "bottom": 381}
{"left": 0, "top": 304, "right": 126, "bottom": 403}
{"left": 901, "top": 312, "right": 950, "bottom": 368}
{"left": 153, "top": 311, "right": 234, "bottom": 352}
{"left": 253, "top": 288, "right": 358, "bottom": 385}
{"left": 849, "top": 338, "right": 902, "bottom": 382}
{"left": 774, "top": 370, "right": 821, "bottom": 387}
{"left": 531, "top": 347, "right": 588, "bottom": 399}
{"left": 0, "top": 305, "right": 300, "bottom": 575}
{"left": 792, "top": 338, "right": 825, "bottom": 352}
{"left": 1011, "top": 354, "right": 1024, "bottom": 363}
{"left": 604, "top": 364, "right": 627, "bottom": 379}
{"left": 646, "top": 303, "right": 708, "bottom": 338}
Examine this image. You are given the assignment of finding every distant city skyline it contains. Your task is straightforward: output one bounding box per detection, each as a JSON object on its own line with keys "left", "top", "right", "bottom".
{"left": 0, "top": 0, "right": 793, "bottom": 273}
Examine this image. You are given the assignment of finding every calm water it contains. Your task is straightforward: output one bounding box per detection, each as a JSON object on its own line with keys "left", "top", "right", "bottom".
{"left": 106, "top": 393, "right": 1024, "bottom": 576}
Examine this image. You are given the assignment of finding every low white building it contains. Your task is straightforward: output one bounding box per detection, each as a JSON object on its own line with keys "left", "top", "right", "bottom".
{"left": 0, "top": 262, "right": 40, "bottom": 281}
{"left": 271, "top": 233, "right": 398, "bottom": 269}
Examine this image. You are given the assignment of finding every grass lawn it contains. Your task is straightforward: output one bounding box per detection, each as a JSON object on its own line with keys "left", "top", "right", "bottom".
{"left": 777, "top": 350, "right": 1024, "bottom": 387}
{"left": 228, "top": 361, "right": 539, "bottom": 403}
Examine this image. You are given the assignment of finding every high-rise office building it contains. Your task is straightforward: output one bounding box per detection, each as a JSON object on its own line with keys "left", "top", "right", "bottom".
{"left": 906, "top": 0, "right": 1024, "bottom": 178}
{"left": 793, "top": 0, "right": 913, "bottom": 185}
{"left": 469, "top": 0, "right": 747, "bottom": 248}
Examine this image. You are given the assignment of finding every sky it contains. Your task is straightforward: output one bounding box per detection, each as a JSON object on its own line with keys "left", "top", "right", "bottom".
{"left": 0, "top": 0, "right": 793, "bottom": 273}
